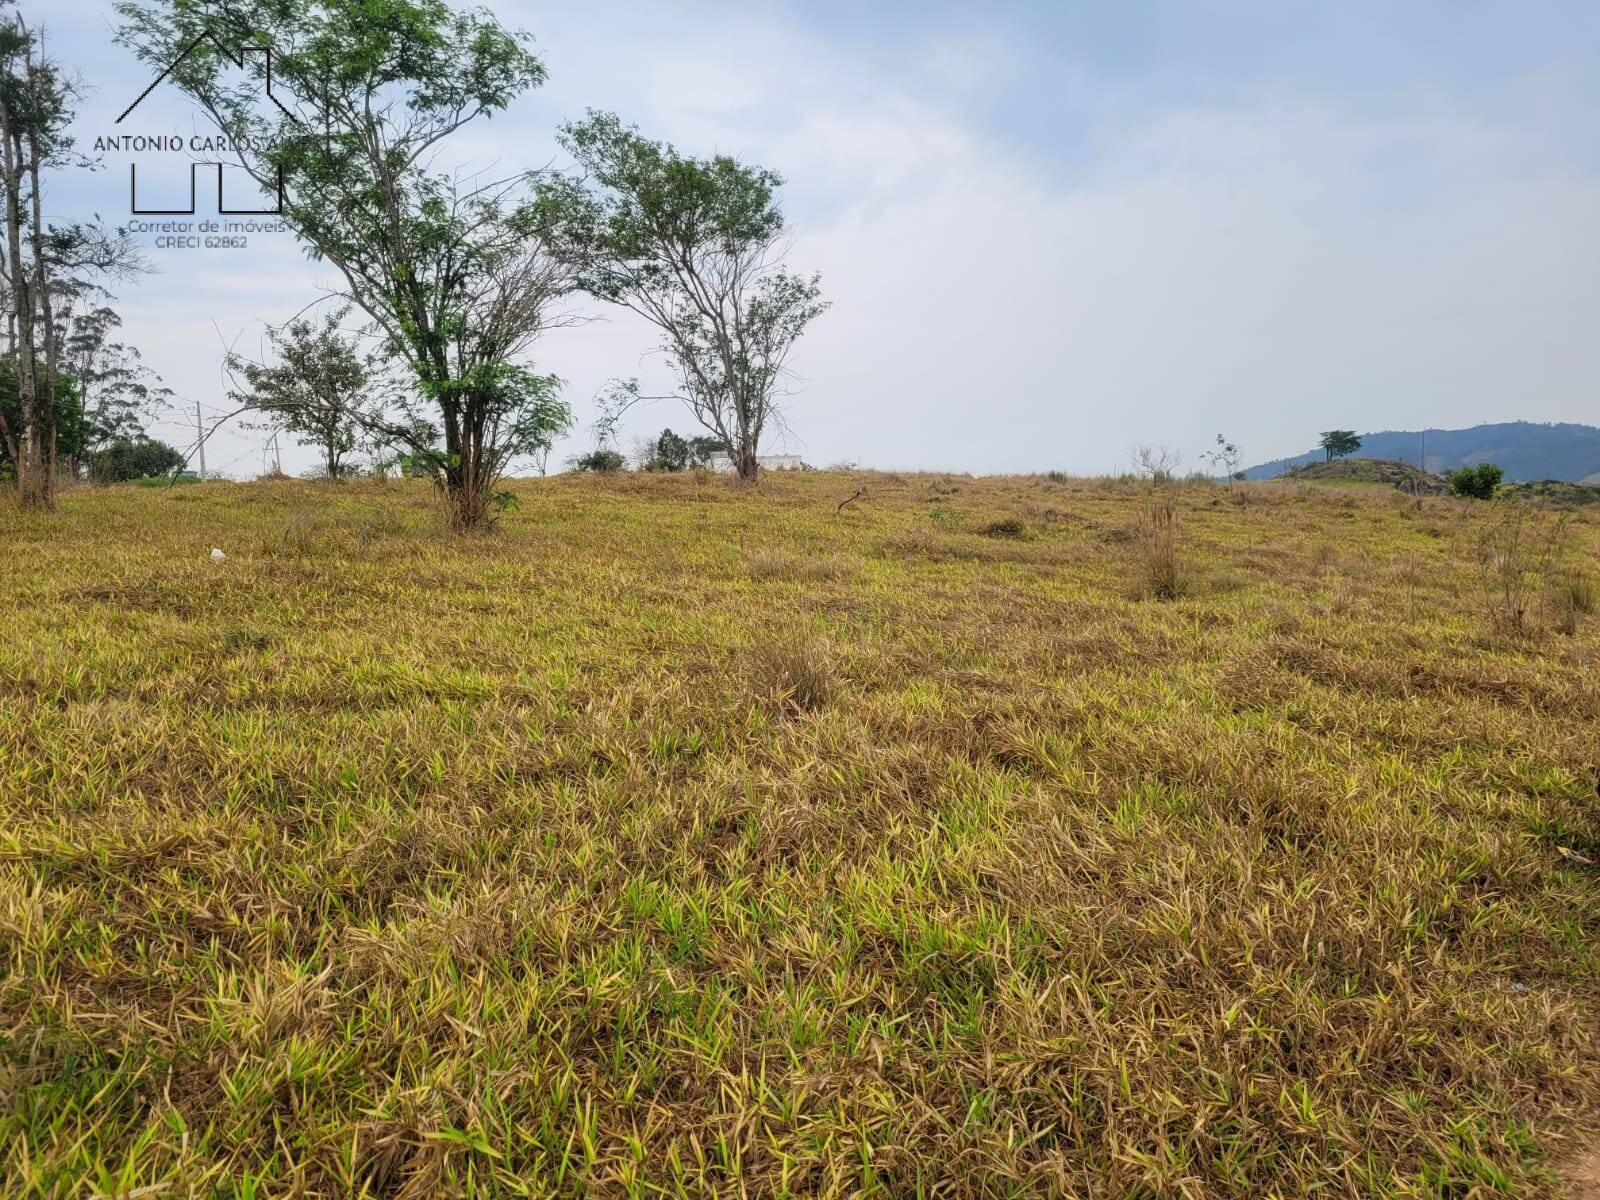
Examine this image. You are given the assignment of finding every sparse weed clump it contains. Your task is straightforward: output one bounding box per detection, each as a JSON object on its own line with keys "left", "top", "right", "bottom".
{"left": 1477, "top": 504, "right": 1568, "bottom": 635}
{"left": 1566, "top": 570, "right": 1597, "bottom": 614}
{"left": 1131, "top": 494, "right": 1186, "bottom": 600}
{"left": 748, "top": 628, "right": 836, "bottom": 712}
{"left": 1550, "top": 569, "right": 1596, "bottom": 636}
{"left": 746, "top": 548, "right": 859, "bottom": 582}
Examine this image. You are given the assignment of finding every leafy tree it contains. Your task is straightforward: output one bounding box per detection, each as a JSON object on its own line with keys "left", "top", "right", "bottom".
{"left": 116, "top": 0, "right": 577, "bottom": 527}
{"left": 1319, "top": 430, "right": 1362, "bottom": 461}
{"left": 86, "top": 434, "right": 184, "bottom": 482}
{"left": 644, "top": 427, "right": 689, "bottom": 472}
{"left": 639, "top": 427, "right": 724, "bottom": 472}
{"left": 227, "top": 309, "right": 374, "bottom": 479}
{"left": 685, "top": 435, "right": 724, "bottom": 469}
{"left": 1447, "top": 462, "right": 1503, "bottom": 500}
{"left": 544, "top": 112, "right": 827, "bottom": 483}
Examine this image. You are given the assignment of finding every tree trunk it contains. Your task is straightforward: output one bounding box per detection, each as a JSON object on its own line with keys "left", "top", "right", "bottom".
{"left": 735, "top": 441, "right": 759, "bottom": 483}
{"left": 1, "top": 117, "right": 43, "bottom": 508}
{"left": 15, "top": 423, "right": 47, "bottom": 506}
{"left": 26, "top": 71, "right": 55, "bottom": 511}
{"left": 0, "top": 36, "right": 48, "bottom": 510}
{"left": 444, "top": 458, "right": 492, "bottom": 530}
{"left": 442, "top": 403, "right": 494, "bottom": 531}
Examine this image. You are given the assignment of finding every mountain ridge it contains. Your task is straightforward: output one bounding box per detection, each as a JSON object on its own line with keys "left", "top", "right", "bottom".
{"left": 1243, "top": 421, "right": 1600, "bottom": 483}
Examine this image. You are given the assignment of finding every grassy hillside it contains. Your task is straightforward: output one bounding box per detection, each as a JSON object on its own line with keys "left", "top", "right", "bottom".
{"left": 3, "top": 473, "right": 1600, "bottom": 1197}
{"left": 1281, "top": 458, "right": 1448, "bottom": 493}
{"left": 1281, "top": 459, "right": 1600, "bottom": 509}
{"left": 1245, "top": 421, "right": 1600, "bottom": 483}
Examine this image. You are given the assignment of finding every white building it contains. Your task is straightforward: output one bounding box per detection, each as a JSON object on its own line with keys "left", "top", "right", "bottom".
{"left": 707, "top": 453, "right": 807, "bottom": 473}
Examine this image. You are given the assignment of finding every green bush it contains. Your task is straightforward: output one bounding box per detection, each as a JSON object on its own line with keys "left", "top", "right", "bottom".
{"left": 1448, "top": 462, "right": 1504, "bottom": 500}
{"left": 641, "top": 429, "right": 724, "bottom": 472}
{"left": 89, "top": 437, "right": 186, "bottom": 483}
{"left": 572, "top": 449, "right": 626, "bottom": 473}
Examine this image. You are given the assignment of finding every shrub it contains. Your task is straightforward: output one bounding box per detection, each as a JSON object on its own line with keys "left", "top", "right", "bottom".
{"left": 572, "top": 449, "right": 626, "bottom": 473}
{"left": 1131, "top": 445, "right": 1181, "bottom": 485}
{"left": 88, "top": 437, "right": 185, "bottom": 483}
{"left": 1448, "top": 462, "right": 1504, "bottom": 500}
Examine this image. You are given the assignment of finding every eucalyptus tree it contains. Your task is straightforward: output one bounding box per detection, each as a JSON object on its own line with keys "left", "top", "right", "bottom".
{"left": 544, "top": 112, "right": 827, "bottom": 483}
{"left": 0, "top": 6, "right": 142, "bottom": 506}
{"left": 115, "top": 0, "right": 577, "bottom": 527}
{"left": 58, "top": 303, "right": 173, "bottom": 476}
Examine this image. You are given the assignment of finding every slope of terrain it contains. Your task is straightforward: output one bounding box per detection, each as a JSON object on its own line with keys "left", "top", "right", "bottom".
{"left": 1508, "top": 479, "right": 1600, "bottom": 508}
{"left": 1281, "top": 457, "right": 1448, "bottom": 492}
{"left": 3, "top": 473, "right": 1600, "bottom": 1197}
{"left": 1246, "top": 420, "right": 1600, "bottom": 482}
{"left": 1282, "top": 459, "right": 1600, "bottom": 508}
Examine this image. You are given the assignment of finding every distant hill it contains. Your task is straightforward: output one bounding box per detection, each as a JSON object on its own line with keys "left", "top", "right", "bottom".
{"left": 1243, "top": 421, "right": 1600, "bottom": 483}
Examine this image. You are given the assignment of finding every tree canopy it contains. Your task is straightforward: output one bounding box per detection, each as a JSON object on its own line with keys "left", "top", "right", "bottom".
{"left": 541, "top": 112, "right": 826, "bottom": 482}
{"left": 87, "top": 434, "right": 184, "bottom": 483}
{"left": 228, "top": 309, "right": 375, "bottom": 479}
{"left": 1319, "top": 430, "right": 1362, "bottom": 461}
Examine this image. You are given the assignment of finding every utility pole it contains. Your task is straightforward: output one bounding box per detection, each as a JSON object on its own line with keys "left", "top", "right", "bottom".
{"left": 196, "top": 401, "right": 207, "bottom": 482}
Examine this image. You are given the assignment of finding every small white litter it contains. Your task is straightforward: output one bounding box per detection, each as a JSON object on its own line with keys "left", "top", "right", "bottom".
{"left": 210, "top": 548, "right": 226, "bottom": 561}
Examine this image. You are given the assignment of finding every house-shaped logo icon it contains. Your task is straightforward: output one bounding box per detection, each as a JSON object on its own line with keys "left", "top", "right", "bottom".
{"left": 117, "top": 31, "right": 301, "bottom": 216}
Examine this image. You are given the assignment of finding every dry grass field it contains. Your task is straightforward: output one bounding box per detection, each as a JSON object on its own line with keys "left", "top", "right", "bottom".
{"left": 3, "top": 470, "right": 1599, "bottom": 1197}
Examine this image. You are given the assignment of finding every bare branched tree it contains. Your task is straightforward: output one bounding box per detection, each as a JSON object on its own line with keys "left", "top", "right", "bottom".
{"left": 1130, "top": 445, "right": 1182, "bottom": 484}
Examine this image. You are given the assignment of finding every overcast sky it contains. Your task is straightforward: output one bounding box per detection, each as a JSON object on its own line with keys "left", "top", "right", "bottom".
{"left": 38, "top": 0, "right": 1600, "bottom": 476}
